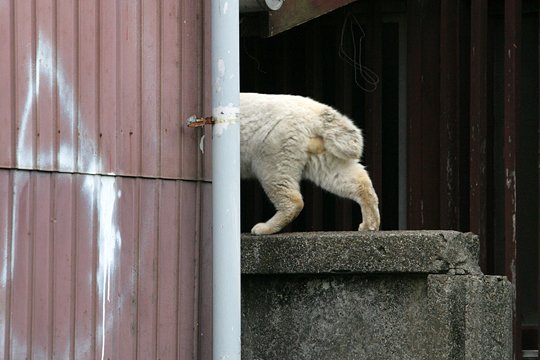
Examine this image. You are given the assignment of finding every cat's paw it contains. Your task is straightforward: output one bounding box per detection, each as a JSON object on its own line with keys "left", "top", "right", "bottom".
{"left": 251, "top": 222, "right": 276, "bottom": 235}
{"left": 359, "top": 221, "right": 379, "bottom": 231}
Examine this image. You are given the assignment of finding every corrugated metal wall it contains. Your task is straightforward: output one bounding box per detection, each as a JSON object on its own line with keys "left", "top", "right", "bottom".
{"left": 0, "top": 0, "right": 212, "bottom": 359}
{"left": 241, "top": 1, "right": 540, "bottom": 357}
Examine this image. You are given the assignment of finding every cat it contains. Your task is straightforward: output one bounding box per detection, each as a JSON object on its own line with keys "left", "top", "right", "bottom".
{"left": 240, "top": 93, "right": 380, "bottom": 235}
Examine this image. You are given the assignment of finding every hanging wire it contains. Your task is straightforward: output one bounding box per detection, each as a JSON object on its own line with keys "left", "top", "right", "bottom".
{"left": 242, "top": 37, "right": 267, "bottom": 74}
{"left": 339, "top": 12, "right": 380, "bottom": 92}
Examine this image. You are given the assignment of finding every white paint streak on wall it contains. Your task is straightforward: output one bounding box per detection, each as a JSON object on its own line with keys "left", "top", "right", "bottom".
{"left": 8, "top": 30, "right": 122, "bottom": 359}
{"left": 17, "top": 61, "right": 35, "bottom": 169}
{"left": 19, "top": 34, "right": 100, "bottom": 173}
{"left": 96, "top": 176, "right": 122, "bottom": 360}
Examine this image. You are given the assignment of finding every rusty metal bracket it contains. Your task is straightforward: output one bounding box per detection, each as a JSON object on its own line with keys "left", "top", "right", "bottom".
{"left": 186, "top": 115, "right": 214, "bottom": 128}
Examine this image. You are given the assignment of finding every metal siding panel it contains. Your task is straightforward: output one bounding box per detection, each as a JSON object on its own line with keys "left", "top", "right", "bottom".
{"left": 31, "top": 172, "right": 53, "bottom": 359}
{"left": 178, "top": 181, "right": 198, "bottom": 359}
{"left": 0, "top": 172, "right": 208, "bottom": 360}
{"left": 136, "top": 180, "right": 158, "bottom": 360}
{"left": 14, "top": 0, "right": 36, "bottom": 170}
{"left": 1, "top": 0, "right": 211, "bottom": 358}
{"left": 157, "top": 181, "right": 180, "bottom": 359}
{"left": 115, "top": 178, "right": 138, "bottom": 359}
{"left": 181, "top": 0, "right": 203, "bottom": 180}
{"left": 99, "top": 0, "right": 119, "bottom": 174}
{"left": 0, "top": 171, "right": 12, "bottom": 357}
{"left": 77, "top": 1, "right": 100, "bottom": 174}
{"left": 140, "top": 0, "right": 161, "bottom": 177}
{"left": 118, "top": 2, "right": 142, "bottom": 175}
{"left": 198, "top": 182, "right": 213, "bottom": 360}
{"left": 9, "top": 171, "right": 32, "bottom": 359}
{"left": 52, "top": 174, "right": 75, "bottom": 359}
{"left": 35, "top": 0, "right": 56, "bottom": 171}
{"left": 202, "top": 0, "right": 213, "bottom": 181}
{"left": 4, "top": 0, "right": 209, "bottom": 180}
{"left": 73, "top": 175, "right": 97, "bottom": 360}
{"left": 56, "top": 0, "right": 78, "bottom": 172}
{"left": 161, "top": 0, "right": 182, "bottom": 179}
{"left": 0, "top": 0, "right": 15, "bottom": 167}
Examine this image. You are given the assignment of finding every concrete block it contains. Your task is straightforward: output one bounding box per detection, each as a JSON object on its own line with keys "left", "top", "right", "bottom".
{"left": 241, "top": 231, "right": 513, "bottom": 360}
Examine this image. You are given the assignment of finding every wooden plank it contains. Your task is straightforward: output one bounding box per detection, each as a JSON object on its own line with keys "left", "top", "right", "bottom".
{"left": 334, "top": 12, "right": 353, "bottom": 231}
{"left": 503, "top": 0, "right": 522, "bottom": 357}
{"left": 406, "top": 0, "right": 441, "bottom": 229}
{"left": 469, "top": 0, "right": 489, "bottom": 271}
{"left": 304, "top": 21, "right": 324, "bottom": 231}
{"left": 440, "top": 0, "right": 460, "bottom": 230}
{"left": 364, "top": 3, "right": 383, "bottom": 221}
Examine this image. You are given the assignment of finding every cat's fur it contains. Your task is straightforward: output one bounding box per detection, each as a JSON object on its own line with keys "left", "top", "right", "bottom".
{"left": 240, "top": 93, "right": 380, "bottom": 235}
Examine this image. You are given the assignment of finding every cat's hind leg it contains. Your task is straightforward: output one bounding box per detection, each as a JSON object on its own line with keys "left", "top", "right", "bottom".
{"left": 251, "top": 177, "right": 304, "bottom": 235}
{"left": 315, "top": 160, "right": 380, "bottom": 231}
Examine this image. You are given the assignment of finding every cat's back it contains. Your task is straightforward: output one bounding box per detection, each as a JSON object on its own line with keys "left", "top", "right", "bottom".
{"left": 240, "top": 93, "right": 326, "bottom": 122}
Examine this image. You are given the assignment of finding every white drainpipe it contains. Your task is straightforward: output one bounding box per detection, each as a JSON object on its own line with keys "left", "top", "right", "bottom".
{"left": 212, "top": 0, "right": 241, "bottom": 359}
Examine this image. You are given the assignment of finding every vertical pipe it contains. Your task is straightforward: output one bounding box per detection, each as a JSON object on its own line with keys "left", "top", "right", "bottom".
{"left": 212, "top": 0, "right": 241, "bottom": 359}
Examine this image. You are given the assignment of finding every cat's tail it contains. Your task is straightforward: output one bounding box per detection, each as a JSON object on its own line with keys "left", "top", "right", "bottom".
{"left": 320, "top": 108, "right": 364, "bottom": 160}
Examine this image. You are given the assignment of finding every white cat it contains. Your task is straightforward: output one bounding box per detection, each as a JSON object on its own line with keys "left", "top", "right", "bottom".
{"left": 240, "top": 93, "right": 380, "bottom": 235}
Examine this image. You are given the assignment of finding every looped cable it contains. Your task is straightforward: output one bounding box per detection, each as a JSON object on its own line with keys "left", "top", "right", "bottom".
{"left": 339, "top": 13, "right": 380, "bottom": 92}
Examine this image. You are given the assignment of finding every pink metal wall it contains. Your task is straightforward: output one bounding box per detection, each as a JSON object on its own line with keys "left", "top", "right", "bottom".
{"left": 0, "top": 0, "right": 212, "bottom": 359}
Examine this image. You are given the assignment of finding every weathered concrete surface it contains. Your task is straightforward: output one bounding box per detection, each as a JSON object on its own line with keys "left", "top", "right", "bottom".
{"left": 242, "top": 231, "right": 481, "bottom": 275}
{"left": 241, "top": 231, "right": 512, "bottom": 360}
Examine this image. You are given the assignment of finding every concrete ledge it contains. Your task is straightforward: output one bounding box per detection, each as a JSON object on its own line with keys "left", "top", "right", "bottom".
{"left": 242, "top": 230, "right": 481, "bottom": 275}
{"left": 241, "top": 231, "right": 512, "bottom": 360}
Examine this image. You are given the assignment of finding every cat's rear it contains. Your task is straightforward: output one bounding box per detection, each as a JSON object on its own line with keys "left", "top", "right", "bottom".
{"left": 240, "top": 93, "right": 380, "bottom": 235}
